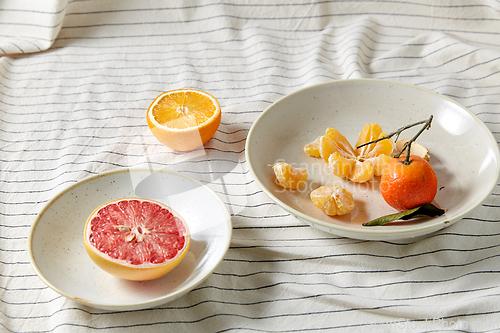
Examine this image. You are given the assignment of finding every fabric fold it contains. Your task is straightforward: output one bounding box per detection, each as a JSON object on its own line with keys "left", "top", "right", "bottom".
{"left": 0, "top": 0, "right": 68, "bottom": 55}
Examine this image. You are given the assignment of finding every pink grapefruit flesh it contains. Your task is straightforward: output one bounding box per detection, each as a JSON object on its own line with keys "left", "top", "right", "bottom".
{"left": 83, "top": 198, "right": 190, "bottom": 281}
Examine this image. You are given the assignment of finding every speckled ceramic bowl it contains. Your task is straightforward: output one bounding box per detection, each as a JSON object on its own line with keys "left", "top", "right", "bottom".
{"left": 28, "top": 169, "right": 232, "bottom": 311}
{"left": 246, "top": 79, "right": 500, "bottom": 240}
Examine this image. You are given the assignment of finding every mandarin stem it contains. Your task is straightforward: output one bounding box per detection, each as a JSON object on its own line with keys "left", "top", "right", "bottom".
{"left": 355, "top": 118, "right": 429, "bottom": 150}
{"left": 395, "top": 115, "right": 433, "bottom": 164}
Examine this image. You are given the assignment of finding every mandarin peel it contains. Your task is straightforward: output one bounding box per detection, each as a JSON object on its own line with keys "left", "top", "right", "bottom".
{"left": 395, "top": 139, "right": 429, "bottom": 161}
{"left": 394, "top": 115, "right": 433, "bottom": 165}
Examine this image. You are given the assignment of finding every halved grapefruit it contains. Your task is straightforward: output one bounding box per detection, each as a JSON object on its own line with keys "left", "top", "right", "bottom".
{"left": 83, "top": 198, "right": 190, "bottom": 281}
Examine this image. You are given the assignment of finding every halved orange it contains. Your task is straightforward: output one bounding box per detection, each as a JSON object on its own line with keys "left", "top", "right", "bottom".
{"left": 147, "top": 89, "right": 221, "bottom": 151}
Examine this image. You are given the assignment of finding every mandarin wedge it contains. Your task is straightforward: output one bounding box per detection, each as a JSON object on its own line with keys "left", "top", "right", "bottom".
{"left": 367, "top": 154, "right": 393, "bottom": 176}
{"left": 272, "top": 162, "right": 308, "bottom": 189}
{"left": 325, "top": 128, "right": 356, "bottom": 157}
{"left": 348, "top": 160, "right": 374, "bottom": 183}
{"left": 327, "top": 152, "right": 356, "bottom": 178}
{"left": 310, "top": 185, "right": 355, "bottom": 216}
{"left": 304, "top": 136, "right": 321, "bottom": 158}
{"left": 322, "top": 123, "right": 393, "bottom": 182}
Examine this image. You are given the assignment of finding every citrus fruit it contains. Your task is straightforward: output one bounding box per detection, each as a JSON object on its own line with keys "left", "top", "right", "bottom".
{"left": 303, "top": 136, "right": 321, "bottom": 158}
{"left": 369, "top": 154, "right": 393, "bottom": 177}
{"left": 305, "top": 123, "right": 393, "bottom": 182}
{"left": 380, "top": 155, "right": 438, "bottom": 211}
{"left": 272, "top": 162, "right": 308, "bottom": 189}
{"left": 83, "top": 198, "right": 190, "bottom": 281}
{"left": 147, "top": 89, "right": 221, "bottom": 151}
{"left": 310, "top": 185, "right": 355, "bottom": 216}
{"left": 354, "top": 123, "right": 393, "bottom": 159}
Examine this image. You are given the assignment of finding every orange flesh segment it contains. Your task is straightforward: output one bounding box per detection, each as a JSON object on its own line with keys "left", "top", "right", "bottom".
{"left": 319, "top": 129, "right": 356, "bottom": 163}
{"left": 319, "top": 136, "right": 336, "bottom": 162}
{"left": 152, "top": 91, "right": 217, "bottom": 129}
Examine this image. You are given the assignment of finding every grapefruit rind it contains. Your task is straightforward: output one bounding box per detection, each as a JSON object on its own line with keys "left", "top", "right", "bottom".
{"left": 83, "top": 198, "right": 190, "bottom": 281}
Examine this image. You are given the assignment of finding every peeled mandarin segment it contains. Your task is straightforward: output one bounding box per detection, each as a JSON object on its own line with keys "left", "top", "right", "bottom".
{"left": 348, "top": 160, "right": 374, "bottom": 182}
{"left": 368, "top": 154, "right": 393, "bottom": 176}
{"left": 355, "top": 123, "right": 382, "bottom": 155}
{"left": 311, "top": 123, "right": 393, "bottom": 182}
{"left": 320, "top": 130, "right": 356, "bottom": 163}
{"left": 310, "top": 187, "right": 336, "bottom": 214}
{"left": 332, "top": 187, "right": 356, "bottom": 215}
{"left": 365, "top": 131, "right": 393, "bottom": 158}
{"left": 321, "top": 198, "right": 341, "bottom": 216}
{"left": 310, "top": 185, "right": 355, "bottom": 216}
{"left": 327, "top": 152, "right": 356, "bottom": 178}
{"left": 325, "top": 128, "right": 356, "bottom": 157}
{"left": 319, "top": 136, "right": 335, "bottom": 162}
{"left": 304, "top": 136, "right": 321, "bottom": 157}
{"left": 355, "top": 124, "right": 393, "bottom": 158}
{"left": 272, "top": 162, "right": 308, "bottom": 189}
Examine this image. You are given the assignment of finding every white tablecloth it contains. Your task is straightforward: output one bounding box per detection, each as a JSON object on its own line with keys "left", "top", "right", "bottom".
{"left": 2, "top": 1, "right": 500, "bottom": 332}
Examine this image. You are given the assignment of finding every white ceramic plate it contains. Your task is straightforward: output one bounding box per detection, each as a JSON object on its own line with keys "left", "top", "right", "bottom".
{"left": 28, "top": 169, "right": 232, "bottom": 311}
{"left": 245, "top": 79, "right": 500, "bottom": 241}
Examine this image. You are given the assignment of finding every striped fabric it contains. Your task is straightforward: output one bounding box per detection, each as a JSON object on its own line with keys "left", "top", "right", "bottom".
{"left": 2, "top": 0, "right": 500, "bottom": 332}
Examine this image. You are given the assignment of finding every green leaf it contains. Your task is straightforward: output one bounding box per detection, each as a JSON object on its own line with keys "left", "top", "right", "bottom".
{"left": 363, "top": 203, "right": 445, "bottom": 227}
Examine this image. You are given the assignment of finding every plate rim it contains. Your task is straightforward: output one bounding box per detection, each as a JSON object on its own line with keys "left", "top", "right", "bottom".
{"left": 245, "top": 79, "right": 500, "bottom": 239}
{"left": 27, "top": 167, "right": 233, "bottom": 310}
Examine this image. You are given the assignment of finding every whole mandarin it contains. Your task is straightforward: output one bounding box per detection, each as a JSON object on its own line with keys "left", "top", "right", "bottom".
{"left": 380, "top": 155, "right": 438, "bottom": 211}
